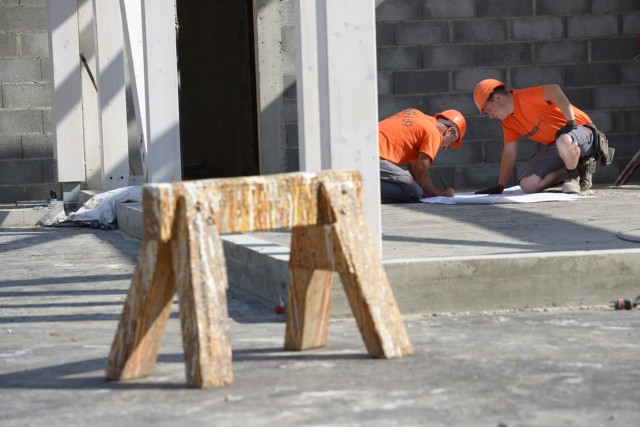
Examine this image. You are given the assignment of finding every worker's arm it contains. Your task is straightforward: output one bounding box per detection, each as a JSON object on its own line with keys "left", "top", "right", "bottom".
{"left": 542, "top": 84, "right": 575, "bottom": 121}
{"left": 475, "top": 141, "right": 517, "bottom": 194}
{"left": 408, "top": 153, "right": 454, "bottom": 197}
{"left": 543, "top": 84, "right": 578, "bottom": 138}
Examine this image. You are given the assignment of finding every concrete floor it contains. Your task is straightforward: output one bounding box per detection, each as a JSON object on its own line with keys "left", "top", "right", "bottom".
{"left": 1, "top": 225, "right": 640, "bottom": 426}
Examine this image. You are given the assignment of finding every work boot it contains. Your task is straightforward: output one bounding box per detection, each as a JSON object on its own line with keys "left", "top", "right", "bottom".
{"left": 562, "top": 177, "right": 580, "bottom": 194}
{"left": 578, "top": 157, "right": 596, "bottom": 192}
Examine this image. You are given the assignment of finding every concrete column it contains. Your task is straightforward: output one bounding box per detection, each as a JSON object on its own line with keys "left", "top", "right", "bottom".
{"left": 295, "top": 0, "right": 382, "bottom": 253}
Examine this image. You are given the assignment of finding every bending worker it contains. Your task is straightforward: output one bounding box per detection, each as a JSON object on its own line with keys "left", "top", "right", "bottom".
{"left": 473, "top": 79, "right": 613, "bottom": 194}
{"left": 379, "top": 108, "right": 466, "bottom": 203}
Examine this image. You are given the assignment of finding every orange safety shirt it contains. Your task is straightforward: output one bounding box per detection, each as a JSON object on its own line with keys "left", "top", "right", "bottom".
{"left": 378, "top": 108, "right": 441, "bottom": 165}
{"left": 502, "top": 86, "right": 592, "bottom": 144}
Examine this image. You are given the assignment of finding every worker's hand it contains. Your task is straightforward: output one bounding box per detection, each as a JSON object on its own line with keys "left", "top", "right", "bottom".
{"left": 442, "top": 187, "right": 454, "bottom": 198}
{"left": 474, "top": 184, "right": 504, "bottom": 194}
{"left": 555, "top": 119, "right": 577, "bottom": 140}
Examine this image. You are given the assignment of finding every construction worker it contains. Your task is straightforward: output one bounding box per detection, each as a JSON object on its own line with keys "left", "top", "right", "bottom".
{"left": 379, "top": 108, "right": 466, "bottom": 203}
{"left": 472, "top": 79, "right": 613, "bottom": 194}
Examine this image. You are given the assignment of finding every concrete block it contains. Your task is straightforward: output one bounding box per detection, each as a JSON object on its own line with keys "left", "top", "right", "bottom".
{"left": 594, "top": 86, "right": 640, "bottom": 109}
{"left": 116, "top": 202, "right": 143, "bottom": 239}
{"left": 478, "top": 0, "right": 532, "bottom": 18}
{"left": 537, "top": 0, "right": 590, "bottom": 15}
{"left": 40, "top": 56, "right": 51, "bottom": 81}
{"left": 424, "top": 0, "right": 476, "bottom": 19}
{"left": 622, "top": 110, "right": 640, "bottom": 132}
{"left": 461, "top": 163, "right": 503, "bottom": 188}
{"left": 25, "top": 182, "right": 57, "bottom": 200}
{"left": 0, "top": 6, "right": 47, "bottom": 32}
{"left": 393, "top": 70, "right": 448, "bottom": 94}
{"left": 376, "top": 23, "right": 395, "bottom": 46}
{"left": 607, "top": 134, "right": 640, "bottom": 157}
{"left": 377, "top": 46, "right": 422, "bottom": 70}
{"left": 563, "top": 88, "right": 593, "bottom": 110}
{"left": 0, "top": 58, "right": 41, "bottom": 82}
{"left": 375, "top": 0, "right": 423, "bottom": 22}
{"left": 396, "top": 21, "right": 448, "bottom": 46}
{"left": 592, "top": 38, "right": 638, "bottom": 62}
{"left": 0, "top": 135, "right": 22, "bottom": 159}
{"left": 377, "top": 94, "right": 425, "bottom": 120}
{"left": 511, "top": 66, "right": 564, "bottom": 88}
{"left": 19, "top": 0, "right": 47, "bottom": 6}
{"left": 476, "top": 43, "right": 532, "bottom": 66}
{"left": 512, "top": 16, "right": 564, "bottom": 41}
{"left": 0, "top": 109, "right": 43, "bottom": 133}
{"left": 420, "top": 93, "right": 475, "bottom": 116}
{"left": 622, "top": 12, "right": 640, "bottom": 35}
{"left": 0, "top": 33, "right": 18, "bottom": 57}
{"left": 480, "top": 140, "right": 507, "bottom": 163}
{"left": 0, "top": 159, "right": 44, "bottom": 184}
{"left": 434, "top": 139, "right": 482, "bottom": 166}
{"left": 453, "top": 68, "right": 506, "bottom": 92}
{"left": 42, "top": 108, "right": 51, "bottom": 133}
{"left": 453, "top": 19, "right": 508, "bottom": 43}
{"left": 2, "top": 82, "right": 50, "bottom": 108}
{"left": 592, "top": 0, "right": 640, "bottom": 13}
{"left": 378, "top": 71, "right": 393, "bottom": 95}
{"left": 22, "top": 132, "right": 52, "bottom": 158}
{"left": 536, "top": 40, "right": 587, "bottom": 64}
{"left": 282, "top": 98, "right": 296, "bottom": 125}
{"left": 20, "top": 32, "right": 49, "bottom": 57}
{"left": 567, "top": 14, "right": 620, "bottom": 38}
{"left": 280, "top": 26, "right": 295, "bottom": 75}
{"left": 284, "top": 123, "right": 297, "bottom": 149}
{"left": 0, "top": 185, "right": 24, "bottom": 204}
{"left": 0, "top": 1, "right": 20, "bottom": 6}
{"left": 42, "top": 157, "right": 55, "bottom": 182}
{"left": 585, "top": 110, "right": 616, "bottom": 133}
{"left": 464, "top": 116, "right": 503, "bottom": 140}
{"left": 285, "top": 147, "right": 299, "bottom": 172}
{"left": 422, "top": 45, "right": 476, "bottom": 69}
{"left": 565, "top": 63, "right": 620, "bottom": 87}
{"left": 282, "top": 75, "right": 296, "bottom": 100}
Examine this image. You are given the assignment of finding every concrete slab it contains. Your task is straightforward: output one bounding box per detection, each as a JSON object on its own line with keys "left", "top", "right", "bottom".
{"left": 0, "top": 226, "right": 639, "bottom": 426}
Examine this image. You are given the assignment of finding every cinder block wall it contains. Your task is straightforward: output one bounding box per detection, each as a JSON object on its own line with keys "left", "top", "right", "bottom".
{"left": 0, "top": 0, "right": 55, "bottom": 203}
{"left": 282, "top": 0, "right": 640, "bottom": 189}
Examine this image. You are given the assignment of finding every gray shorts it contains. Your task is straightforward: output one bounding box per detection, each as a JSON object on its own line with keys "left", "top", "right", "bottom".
{"left": 519, "top": 126, "right": 594, "bottom": 180}
{"left": 379, "top": 159, "right": 423, "bottom": 203}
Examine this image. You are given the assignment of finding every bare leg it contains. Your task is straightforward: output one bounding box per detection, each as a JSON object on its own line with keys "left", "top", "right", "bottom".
{"left": 556, "top": 134, "right": 580, "bottom": 170}
{"left": 520, "top": 168, "right": 567, "bottom": 193}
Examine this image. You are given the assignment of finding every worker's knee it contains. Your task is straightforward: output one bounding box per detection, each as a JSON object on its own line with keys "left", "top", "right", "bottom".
{"left": 519, "top": 176, "right": 542, "bottom": 193}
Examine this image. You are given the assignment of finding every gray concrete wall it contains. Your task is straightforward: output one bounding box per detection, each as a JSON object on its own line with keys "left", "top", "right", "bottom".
{"left": 1, "top": 0, "right": 639, "bottom": 202}
{"left": 280, "top": 0, "right": 640, "bottom": 188}
{"left": 0, "top": 0, "right": 56, "bottom": 202}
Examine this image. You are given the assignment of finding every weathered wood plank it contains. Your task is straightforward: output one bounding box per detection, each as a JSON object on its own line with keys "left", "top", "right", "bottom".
{"left": 321, "top": 180, "right": 413, "bottom": 359}
{"left": 106, "top": 239, "right": 176, "bottom": 380}
{"left": 172, "top": 195, "right": 233, "bottom": 388}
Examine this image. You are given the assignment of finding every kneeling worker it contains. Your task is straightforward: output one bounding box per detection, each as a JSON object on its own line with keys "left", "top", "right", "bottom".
{"left": 473, "top": 79, "right": 613, "bottom": 194}
{"left": 379, "top": 108, "right": 466, "bottom": 203}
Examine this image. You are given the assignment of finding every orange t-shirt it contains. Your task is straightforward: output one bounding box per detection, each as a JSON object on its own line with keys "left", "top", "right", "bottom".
{"left": 502, "top": 86, "right": 592, "bottom": 144}
{"left": 378, "top": 108, "right": 441, "bottom": 165}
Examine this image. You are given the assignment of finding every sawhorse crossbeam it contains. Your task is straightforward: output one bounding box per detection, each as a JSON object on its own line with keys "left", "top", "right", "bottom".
{"left": 106, "top": 170, "right": 413, "bottom": 388}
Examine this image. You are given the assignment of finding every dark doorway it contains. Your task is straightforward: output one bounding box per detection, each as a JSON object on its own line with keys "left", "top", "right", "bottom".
{"left": 176, "top": 0, "right": 259, "bottom": 180}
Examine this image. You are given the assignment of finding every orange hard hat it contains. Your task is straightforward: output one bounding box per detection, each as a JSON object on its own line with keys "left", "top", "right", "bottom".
{"left": 473, "top": 79, "right": 505, "bottom": 113}
{"left": 435, "top": 109, "right": 466, "bottom": 149}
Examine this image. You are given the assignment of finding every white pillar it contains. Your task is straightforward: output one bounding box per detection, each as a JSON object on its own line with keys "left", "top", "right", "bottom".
{"left": 295, "top": 0, "right": 382, "bottom": 253}
{"left": 141, "top": 0, "right": 181, "bottom": 183}
{"left": 46, "top": 0, "right": 86, "bottom": 193}
{"left": 120, "top": 0, "right": 148, "bottom": 182}
{"left": 93, "top": 0, "right": 130, "bottom": 190}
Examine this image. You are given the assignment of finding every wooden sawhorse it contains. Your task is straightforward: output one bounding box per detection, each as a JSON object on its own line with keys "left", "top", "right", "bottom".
{"left": 106, "top": 170, "right": 413, "bottom": 388}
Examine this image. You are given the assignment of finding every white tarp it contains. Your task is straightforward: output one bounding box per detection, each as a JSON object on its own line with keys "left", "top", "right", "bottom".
{"left": 421, "top": 186, "right": 593, "bottom": 205}
{"left": 67, "top": 186, "right": 142, "bottom": 225}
